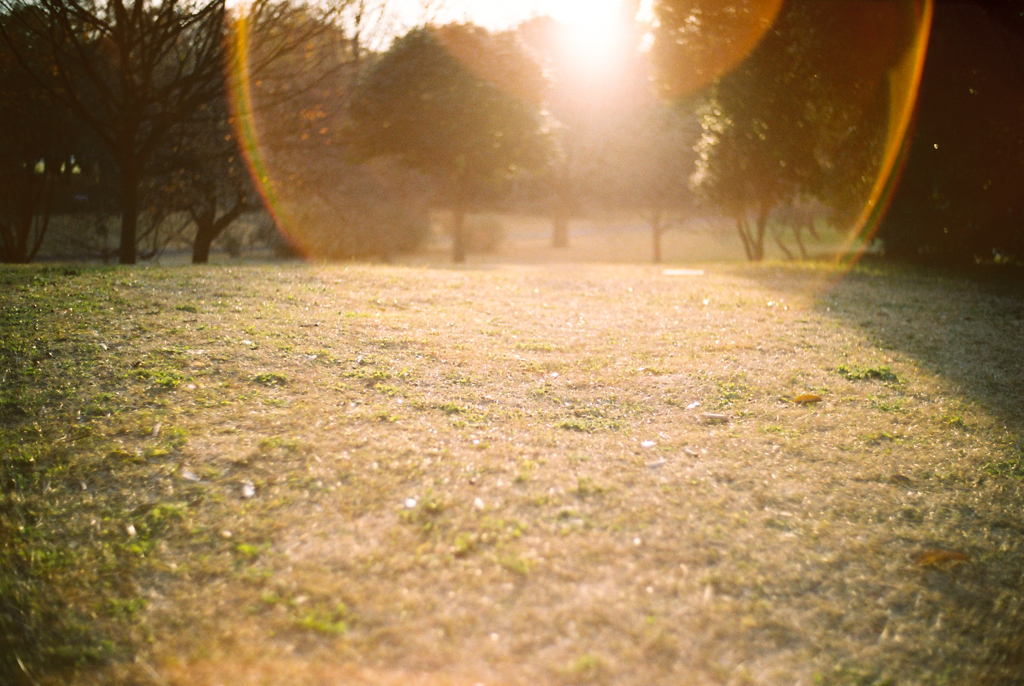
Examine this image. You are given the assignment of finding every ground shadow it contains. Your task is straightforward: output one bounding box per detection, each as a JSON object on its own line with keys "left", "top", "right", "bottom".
{"left": 742, "top": 259, "right": 1024, "bottom": 685}
{"left": 743, "top": 260, "right": 1024, "bottom": 440}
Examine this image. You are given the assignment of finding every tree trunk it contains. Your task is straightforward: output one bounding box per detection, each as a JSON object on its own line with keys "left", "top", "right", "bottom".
{"left": 192, "top": 192, "right": 246, "bottom": 264}
{"left": 753, "top": 204, "right": 769, "bottom": 261}
{"left": 552, "top": 208, "right": 569, "bottom": 248}
{"left": 118, "top": 165, "right": 139, "bottom": 265}
{"left": 736, "top": 214, "right": 754, "bottom": 260}
{"left": 0, "top": 221, "right": 32, "bottom": 264}
{"left": 192, "top": 227, "right": 215, "bottom": 264}
{"left": 452, "top": 187, "right": 468, "bottom": 264}
{"left": 1, "top": 167, "right": 54, "bottom": 264}
{"left": 551, "top": 159, "right": 571, "bottom": 248}
{"left": 794, "top": 223, "right": 808, "bottom": 259}
{"left": 795, "top": 215, "right": 818, "bottom": 259}
{"left": 651, "top": 210, "right": 663, "bottom": 264}
{"left": 738, "top": 205, "right": 770, "bottom": 262}
{"left": 772, "top": 224, "right": 795, "bottom": 260}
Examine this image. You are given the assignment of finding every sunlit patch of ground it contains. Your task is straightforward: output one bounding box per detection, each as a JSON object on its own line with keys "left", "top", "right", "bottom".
{"left": 2, "top": 261, "right": 1022, "bottom": 686}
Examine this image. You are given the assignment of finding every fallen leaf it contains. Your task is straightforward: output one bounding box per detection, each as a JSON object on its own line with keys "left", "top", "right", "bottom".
{"left": 793, "top": 394, "right": 822, "bottom": 404}
{"left": 915, "top": 549, "right": 970, "bottom": 566}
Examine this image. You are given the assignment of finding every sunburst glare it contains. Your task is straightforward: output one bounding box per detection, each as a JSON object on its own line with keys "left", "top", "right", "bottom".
{"left": 228, "top": 0, "right": 932, "bottom": 269}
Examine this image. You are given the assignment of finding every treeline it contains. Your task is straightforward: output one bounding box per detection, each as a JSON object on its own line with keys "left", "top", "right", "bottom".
{"left": 2, "top": 0, "right": 1020, "bottom": 266}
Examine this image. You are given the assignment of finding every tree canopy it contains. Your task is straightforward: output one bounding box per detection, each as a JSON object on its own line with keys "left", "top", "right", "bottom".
{"left": 348, "top": 24, "right": 551, "bottom": 262}
{"left": 652, "top": 0, "right": 920, "bottom": 261}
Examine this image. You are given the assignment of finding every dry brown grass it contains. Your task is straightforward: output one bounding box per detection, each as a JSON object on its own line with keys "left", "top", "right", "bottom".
{"left": 2, "top": 260, "right": 1023, "bottom": 686}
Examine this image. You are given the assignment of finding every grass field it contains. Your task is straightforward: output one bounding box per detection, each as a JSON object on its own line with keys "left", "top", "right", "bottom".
{"left": 2, "top": 259, "right": 1023, "bottom": 686}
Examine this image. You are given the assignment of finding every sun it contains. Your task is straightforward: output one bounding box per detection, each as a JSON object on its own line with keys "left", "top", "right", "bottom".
{"left": 534, "top": 0, "right": 653, "bottom": 77}
{"left": 559, "top": 2, "right": 628, "bottom": 67}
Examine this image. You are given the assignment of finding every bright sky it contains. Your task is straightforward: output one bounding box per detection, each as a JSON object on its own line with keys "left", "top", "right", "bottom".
{"left": 390, "top": 0, "right": 654, "bottom": 32}
{"left": 381, "top": 0, "right": 656, "bottom": 69}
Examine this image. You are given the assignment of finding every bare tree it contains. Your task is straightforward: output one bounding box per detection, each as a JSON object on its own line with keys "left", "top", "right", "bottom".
{"left": 0, "top": 0, "right": 229, "bottom": 264}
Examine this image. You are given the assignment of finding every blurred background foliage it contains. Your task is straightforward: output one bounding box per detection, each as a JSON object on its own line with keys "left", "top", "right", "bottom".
{"left": 0, "top": 0, "right": 1020, "bottom": 268}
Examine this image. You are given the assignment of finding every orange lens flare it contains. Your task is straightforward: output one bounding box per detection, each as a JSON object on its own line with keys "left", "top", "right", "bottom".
{"left": 226, "top": 0, "right": 934, "bottom": 268}
{"left": 227, "top": 12, "right": 296, "bottom": 257}
{"left": 838, "top": 0, "right": 933, "bottom": 266}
